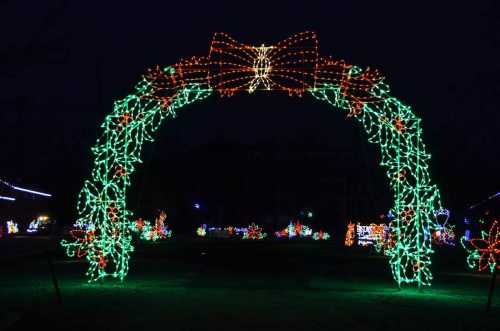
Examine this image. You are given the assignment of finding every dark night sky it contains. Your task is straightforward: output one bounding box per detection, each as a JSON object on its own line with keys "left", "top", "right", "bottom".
{"left": 1, "top": 1, "right": 499, "bottom": 225}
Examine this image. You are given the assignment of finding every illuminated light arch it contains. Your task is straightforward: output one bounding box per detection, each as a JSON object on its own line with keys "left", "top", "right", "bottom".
{"left": 62, "top": 31, "right": 442, "bottom": 287}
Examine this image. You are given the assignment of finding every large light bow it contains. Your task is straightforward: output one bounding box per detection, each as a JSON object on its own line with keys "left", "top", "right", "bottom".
{"left": 207, "top": 31, "right": 319, "bottom": 96}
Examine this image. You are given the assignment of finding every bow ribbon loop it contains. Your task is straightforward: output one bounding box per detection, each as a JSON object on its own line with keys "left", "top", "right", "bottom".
{"left": 208, "top": 31, "right": 319, "bottom": 96}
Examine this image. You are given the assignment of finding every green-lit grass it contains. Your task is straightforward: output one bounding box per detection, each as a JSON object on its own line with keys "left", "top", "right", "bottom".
{"left": 1, "top": 238, "right": 498, "bottom": 330}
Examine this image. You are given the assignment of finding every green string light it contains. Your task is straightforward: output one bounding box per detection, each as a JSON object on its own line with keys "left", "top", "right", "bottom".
{"left": 62, "top": 32, "right": 442, "bottom": 287}
{"left": 310, "top": 83, "right": 442, "bottom": 287}
{"left": 61, "top": 82, "right": 211, "bottom": 282}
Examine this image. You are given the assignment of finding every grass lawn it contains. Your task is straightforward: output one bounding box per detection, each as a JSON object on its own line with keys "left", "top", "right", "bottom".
{"left": 1, "top": 237, "right": 498, "bottom": 330}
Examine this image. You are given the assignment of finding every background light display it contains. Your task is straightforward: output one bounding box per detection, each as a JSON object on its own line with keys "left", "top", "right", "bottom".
{"left": 62, "top": 31, "right": 442, "bottom": 287}
{"left": 344, "top": 222, "right": 356, "bottom": 247}
{"left": 275, "top": 220, "right": 313, "bottom": 239}
{"left": 7, "top": 220, "right": 19, "bottom": 234}
{"left": 196, "top": 224, "right": 207, "bottom": 237}
{"left": 431, "top": 209, "right": 455, "bottom": 246}
{"left": 356, "top": 224, "right": 388, "bottom": 247}
{"left": 130, "top": 211, "right": 172, "bottom": 241}
{"left": 27, "top": 215, "right": 52, "bottom": 234}
{"left": 242, "top": 223, "right": 266, "bottom": 240}
{"left": 345, "top": 222, "right": 395, "bottom": 254}
{"left": 312, "top": 230, "right": 330, "bottom": 240}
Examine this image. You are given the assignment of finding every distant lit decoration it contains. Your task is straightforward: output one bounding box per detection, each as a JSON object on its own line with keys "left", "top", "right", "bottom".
{"left": 196, "top": 224, "right": 207, "bottom": 237}
{"left": 194, "top": 203, "right": 201, "bottom": 210}
{"left": 27, "top": 220, "right": 39, "bottom": 233}
{"left": 130, "top": 211, "right": 172, "bottom": 241}
{"left": 65, "top": 31, "right": 442, "bottom": 287}
{"left": 356, "top": 224, "right": 371, "bottom": 246}
{"left": 275, "top": 220, "right": 312, "bottom": 239}
{"left": 26, "top": 220, "right": 40, "bottom": 233}
{"left": 344, "top": 222, "right": 356, "bottom": 247}
{"left": 432, "top": 228, "right": 456, "bottom": 246}
{"left": 431, "top": 209, "right": 455, "bottom": 246}
{"left": 357, "top": 223, "right": 388, "bottom": 247}
{"left": 371, "top": 224, "right": 386, "bottom": 239}
{"left": 312, "top": 230, "right": 330, "bottom": 240}
{"left": 134, "top": 218, "right": 145, "bottom": 232}
{"left": 372, "top": 224, "right": 388, "bottom": 253}
{"left": 461, "top": 220, "right": 500, "bottom": 273}
{"left": 27, "top": 215, "right": 52, "bottom": 234}
{"left": 7, "top": 221, "right": 19, "bottom": 234}
{"left": 242, "top": 223, "right": 267, "bottom": 240}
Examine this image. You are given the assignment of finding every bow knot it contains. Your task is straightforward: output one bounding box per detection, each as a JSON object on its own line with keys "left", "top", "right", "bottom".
{"left": 208, "top": 31, "right": 320, "bottom": 96}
